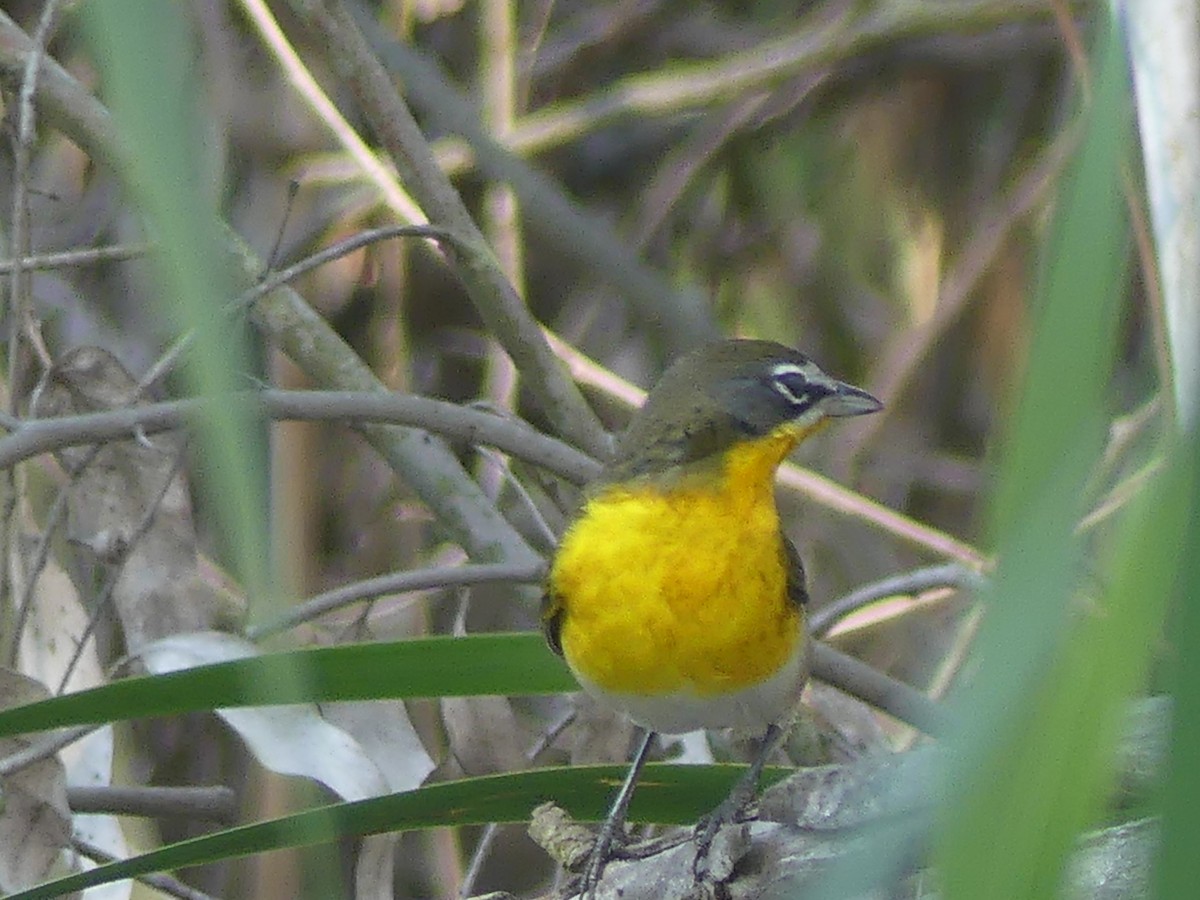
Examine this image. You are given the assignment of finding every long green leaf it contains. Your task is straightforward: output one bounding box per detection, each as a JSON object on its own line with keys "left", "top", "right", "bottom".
{"left": 806, "top": 16, "right": 1138, "bottom": 900}
{"left": 0, "top": 634, "right": 574, "bottom": 738}
{"left": 7, "top": 762, "right": 791, "bottom": 900}
{"left": 936, "top": 20, "right": 1151, "bottom": 900}
{"left": 1155, "top": 444, "right": 1200, "bottom": 892}
{"left": 85, "top": 0, "right": 269, "bottom": 595}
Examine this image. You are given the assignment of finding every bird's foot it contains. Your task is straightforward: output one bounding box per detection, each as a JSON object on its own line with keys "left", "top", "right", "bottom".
{"left": 692, "top": 783, "right": 756, "bottom": 883}
{"left": 574, "top": 817, "right": 630, "bottom": 899}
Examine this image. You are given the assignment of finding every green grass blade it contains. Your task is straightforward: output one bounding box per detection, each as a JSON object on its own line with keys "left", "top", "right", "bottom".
{"left": 935, "top": 21, "right": 1164, "bottom": 900}
{"left": 83, "top": 0, "right": 270, "bottom": 595}
{"left": 7, "top": 762, "right": 788, "bottom": 900}
{"left": 1154, "top": 445, "right": 1200, "bottom": 894}
{"left": 804, "top": 17, "right": 1139, "bottom": 900}
{"left": 0, "top": 634, "right": 574, "bottom": 738}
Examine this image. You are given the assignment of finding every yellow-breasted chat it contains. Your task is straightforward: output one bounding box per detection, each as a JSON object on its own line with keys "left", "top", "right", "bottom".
{"left": 541, "top": 338, "right": 882, "bottom": 893}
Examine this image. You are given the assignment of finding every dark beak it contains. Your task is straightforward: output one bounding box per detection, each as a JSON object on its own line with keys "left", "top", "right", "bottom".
{"left": 823, "top": 381, "right": 883, "bottom": 417}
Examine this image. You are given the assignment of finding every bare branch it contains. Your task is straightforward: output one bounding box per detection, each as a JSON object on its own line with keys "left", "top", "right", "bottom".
{"left": 810, "top": 564, "right": 987, "bottom": 638}
{"left": 0, "top": 389, "right": 600, "bottom": 484}
{"left": 246, "top": 560, "right": 547, "bottom": 641}
{"left": 0, "top": 242, "right": 152, "bottom": 274}
{"left": 810, "top": 643, "right": 947, "bottom": 736}
{"left": 0, "top": 726, "right": 97, "bottom": 777}
{"left": 66, "top": 784, "right": 237, "bottom": 823}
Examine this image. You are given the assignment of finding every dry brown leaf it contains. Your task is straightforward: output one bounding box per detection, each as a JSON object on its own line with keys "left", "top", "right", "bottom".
{"left": 321, "top": 700, "right": 435, "bottom": 791}
{"left": 30, "top": 346, "right": 244, "bottom": 651}
{"left": 441, "top": 694, "right": 529, "bottom": 776}
{"left": 0, "top": 671, "right": 76, "bottom": 896}
{"left": 7, "top": 529, "right": 130, "bottom": 894}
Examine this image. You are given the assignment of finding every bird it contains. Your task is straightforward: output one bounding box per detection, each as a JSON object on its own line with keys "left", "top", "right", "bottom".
{"left": 541, "top": 338, "right": 883, "bottom": 894}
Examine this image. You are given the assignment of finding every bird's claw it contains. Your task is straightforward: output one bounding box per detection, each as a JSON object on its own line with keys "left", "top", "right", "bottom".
{"left": 692, "top": 792, "right": 754, "bottom": 883}
{"left": 575, "top": 822, "right": 628, "bottom": 898}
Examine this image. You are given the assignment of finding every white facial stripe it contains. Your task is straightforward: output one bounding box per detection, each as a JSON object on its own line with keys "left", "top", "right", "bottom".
{"left": 768, "top": 362, "right": 811, "bottom": 379}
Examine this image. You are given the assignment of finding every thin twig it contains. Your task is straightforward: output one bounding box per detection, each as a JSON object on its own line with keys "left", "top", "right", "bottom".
{"left": 263, "top": 179, "right": 300, "bottom": 276}
{"left": 8, "top": 0, "right": 60, "bottom": 373}
{"left": 0, "top": 242, "right": 152, "bottom": 274}
{"left": 458, "top": 706, "right": 578, "bottom": 898}
{"left": 477, "top": 0, "right": 524, "bottom": 501}
{"left": 7, "top": 443, "right": 103, "bottom": 667}
{"left": 239, "top": 224, "right": 461, "bottom": 309}
{"left": 1077, "top": 457, "right": 1166, "bottom": 534}
{"left": 631, "top": 84, "right": 820, "bottom": 250}
{"left": 778, "top": 465, "right": 986, "bottom": 568}
{"left": 246, "top": 560, "right": 546, "bottom": 641}
{"left": 0, "top": 725, "right": 96, "bottom": 777}
{"left": 71, "top": 838, "right": 220, "bottom": 900}
{"left": 236, "top": 0, "right": 425, "bottom": 223}
{"left": 134, "top": 224, "right": 466, "bottom": 396}
{"left": 476, "top": 445, "right": 562, "bottom": 549}
{"left": 810, "top": 564, "right": 987, "bottom": 638}
{"left": 2, "top": 0, "right": 62, "bottom": 676}
{"left": 136, "top": 329, "right": 194, "bottom": 396}
{"left": 57, "top": 441, "right": 192, "bottom": 693}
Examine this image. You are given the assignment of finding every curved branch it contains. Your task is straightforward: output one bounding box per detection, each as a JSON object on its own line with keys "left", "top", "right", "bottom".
{"left": 246, "top": 560, "right": 547, "bottom": 641}
{"left": 810, "top": 564, "right": 987, "bottom": 638}
{"left": 0, "top": 390, "right": 601, "bottom": 485}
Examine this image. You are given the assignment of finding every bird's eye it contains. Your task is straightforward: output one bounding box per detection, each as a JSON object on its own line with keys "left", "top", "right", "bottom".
{"left": 770, "top": 371, "right": 808, "bottom": 407}
{"left": 767, "top": 365, "right": 830, "bottom": 412}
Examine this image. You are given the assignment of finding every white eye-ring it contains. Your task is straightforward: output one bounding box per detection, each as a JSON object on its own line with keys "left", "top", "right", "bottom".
{"left": 768, "top": 363, "right": 812, "bottom": 406}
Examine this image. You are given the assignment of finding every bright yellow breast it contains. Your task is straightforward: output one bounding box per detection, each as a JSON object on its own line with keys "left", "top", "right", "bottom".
{"left": 548, "top": 430, "right": 804, "bottom": 697}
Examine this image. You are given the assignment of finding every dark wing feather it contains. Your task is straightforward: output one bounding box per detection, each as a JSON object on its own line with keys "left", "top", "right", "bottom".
{"left": 540, "top": 591, "right": 565, "bottom": 657}
{"left": 783, "top": 536, "right": 810, "bottom": 608}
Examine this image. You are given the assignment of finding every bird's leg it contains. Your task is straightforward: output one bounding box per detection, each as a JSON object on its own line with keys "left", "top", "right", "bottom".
{"left": 579, "top": 728, "right": 656, "bottom": 897}
{"left": 692, "top": 722, "right": 784, "bottom": 881}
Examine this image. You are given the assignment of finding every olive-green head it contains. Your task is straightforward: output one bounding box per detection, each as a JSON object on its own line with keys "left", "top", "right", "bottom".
{"left": 604, "top": 339, "right": 882, "bottom": 484}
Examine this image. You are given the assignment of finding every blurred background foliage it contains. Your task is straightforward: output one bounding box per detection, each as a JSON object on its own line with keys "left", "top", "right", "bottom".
{"left": 16, "top": 0, "right": 1085, "bottom": 599}
{"left": 0, "top": 0, "right": 1190, "bottom": 898}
